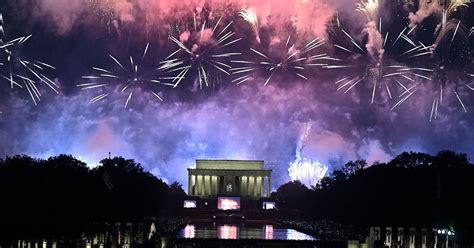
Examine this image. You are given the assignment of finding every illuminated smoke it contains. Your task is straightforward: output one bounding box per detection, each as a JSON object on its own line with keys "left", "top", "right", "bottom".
{"left": 408, "top": 0, "right": 443, "bottom": 28}
{"left": 24, "top": 0, "right": 343, "bottom": 39}
{"left": 408, "top": 0, "right": 469, "bottom": 29}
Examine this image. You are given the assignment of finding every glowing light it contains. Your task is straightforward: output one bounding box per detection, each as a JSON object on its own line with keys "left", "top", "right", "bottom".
{"left": 264, "top": 225, "right": 274, "bottom": 240}
{"left": 289, "top": 123, "right": 329, "bottom": 187}
{"left": 289, "top": 158, "right": 329, "bottom": 187}
{"left": 286, "top": 229, "right": 315, "bottom": 240}
{"left": 183, "top": 200, "right": 197, "bottom": 208}
{"left": 218, "top": 225, "right": 239, "bottom": 239}
{"left": 356, "top": 0, "right": 379, "bottom": 21}
{"left": 183, "top": 225, "right": 195, "bottom": 239}
{"left": 262, "top": 201, "right": 276, "bottom": 210}
{"left": 445, "top": 0, "right": 469, "bottom": 16}
{"left": 218, "top": 197, "right": 240, "bottom": 210}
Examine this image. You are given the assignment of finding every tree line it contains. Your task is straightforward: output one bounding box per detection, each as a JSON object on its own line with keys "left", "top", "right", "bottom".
{"left": 0, "top": 155, "right": 186, "bottom": 226}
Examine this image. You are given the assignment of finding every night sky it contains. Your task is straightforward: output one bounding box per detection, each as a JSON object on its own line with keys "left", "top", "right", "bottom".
{"left": 0, "top": 0, "right": 473, "bottom": 189}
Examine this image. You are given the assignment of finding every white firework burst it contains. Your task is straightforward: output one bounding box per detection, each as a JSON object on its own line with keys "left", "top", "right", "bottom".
{"left": 160, "top": 17, "right": 241, "bottom": 89}
{"left": 289, "top": 158, "right": 329, "bottom": 187}
{"left": 78, "top": 43, "right": 164, "bottom": 108}
{"left": 0, "top": 13, "right": 58, "bottom": 105}
{"left": 231, "top": 36, "right": 332, "bottom": 86}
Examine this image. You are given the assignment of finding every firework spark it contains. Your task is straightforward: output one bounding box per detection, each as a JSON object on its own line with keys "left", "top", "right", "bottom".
{"left": 289, "top": 158, "right": 329, "bottom": 187}
{"left": 356, "top": 0, "right": 379, "bottom": 21}
{"left": 160, "top": 18, "right": 241, "bottom": 89}
{"left": 444, "top": 0, "right": 469, "bottom": 16}
{"left": 78, "top": 43, "right": 164, "bottom": 108}
{"left": 231, "top": 36, "right": 332, "bottom": 85}
{"left": 428, "top": 0, "right": 472, "bottom": 120}
{"left": 288, "top": 123, "right": 328, "bottom": 187}
{"left": 0, "top": 13, "right": 58, "bottom": 105}
{"left": 84, "top": 0, "right": 118, "bottom": 33}
{"left": 239, "top": 8, "right": 260, "bottom": 44}
{"left": 327, "top": 15, "right": 433, "bottom": 106}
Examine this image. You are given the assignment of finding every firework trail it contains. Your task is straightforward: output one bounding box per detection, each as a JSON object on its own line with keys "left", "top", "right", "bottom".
{"left": 78, "top": 43, "right": 164, "bottom": 108}
{"left": 437, "top": 0, "right": 469, "bottom": 45}
{"left": 231, "top": 36, "right": 332, "bottom": 85}
{"left": 160, "top": 17, "right": 241, "bottom": 89}
{"left": 356, "top": 0, "right": 379, "bottom": 21}
{"left": 326, "top": 2, "right": 433, "bottom": 107}
{"left": 239, "top": 8, "right": 260, "bottom": 44}
{"left": 288, "top": 123, "right": 329, "bottom": 187}
{"left": 0, "top": 13, "right": 58, "bottom": 106}
{"left": 426, "top": 1, "right": 471, "bottom": 121}
{"left": 444, "top": 0, "right": 470, "bottom": 16}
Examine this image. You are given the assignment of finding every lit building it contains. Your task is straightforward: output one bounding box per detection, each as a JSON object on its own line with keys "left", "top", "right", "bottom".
{"left": 187, "top": 160, "right": 272, "bottom": 199}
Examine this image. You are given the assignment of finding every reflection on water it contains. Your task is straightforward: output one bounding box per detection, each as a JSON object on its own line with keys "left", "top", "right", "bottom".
{"left": 217, "top": 225, "right": 239, "bottom": 239}
{"left": 264, "top": 225, "right": 273, "bottom": 240}
{"left": 183, "top": 225, "right": 196, "bottom": 239}
{"left": 177, "top": 223, "right": 315, "bottom": 241}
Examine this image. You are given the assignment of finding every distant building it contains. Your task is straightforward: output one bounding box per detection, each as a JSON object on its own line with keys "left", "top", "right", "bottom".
{"left": 187, "top": 160, "right": 272, "bottom": 199}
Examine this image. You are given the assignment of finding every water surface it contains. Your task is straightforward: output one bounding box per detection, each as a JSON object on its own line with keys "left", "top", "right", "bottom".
{"left": 177, "top": 223, "right": 316, "bottom": 241}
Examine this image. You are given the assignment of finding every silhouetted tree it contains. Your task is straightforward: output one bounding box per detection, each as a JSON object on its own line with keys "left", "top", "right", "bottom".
{"left": 342, "top": 160, "right": 367, "bottom": 175}
{"left": 0, "top": 155, "right": 171, "bottom": 227}
{"left": 276, "top": 181, "right": 311, "bottom": 211}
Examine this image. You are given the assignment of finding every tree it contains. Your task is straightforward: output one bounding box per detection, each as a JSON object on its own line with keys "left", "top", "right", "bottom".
{"left": 276, "top": 181, "right": 311, "bottom": 211}
{"left": 342, "top": 160, "right": 367, "bottom": 175}
{"left": 169, "top": 181, "right": 186, "bottom": 197}
{"left": 433, "top": 150, "right": 470, "bottom": 168}
{"left": 388, "top": 152, "right": 433, "bottom": 168}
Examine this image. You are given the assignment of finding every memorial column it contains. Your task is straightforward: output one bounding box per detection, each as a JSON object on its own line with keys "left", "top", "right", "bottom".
{"left": 188, "top": 174, "right": 193, "bottom": 195}
{"left": 267, "top": 176, "right": 271, "bottom": 197}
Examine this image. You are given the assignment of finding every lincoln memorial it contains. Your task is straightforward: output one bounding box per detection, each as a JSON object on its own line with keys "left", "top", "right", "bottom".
{"left": 187, "top": 160, "right": 272, "bottom": 199}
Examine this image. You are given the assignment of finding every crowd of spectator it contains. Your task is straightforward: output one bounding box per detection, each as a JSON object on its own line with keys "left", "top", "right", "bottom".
{"left": 150, "top": 216, "right": 191, "bottom": 236}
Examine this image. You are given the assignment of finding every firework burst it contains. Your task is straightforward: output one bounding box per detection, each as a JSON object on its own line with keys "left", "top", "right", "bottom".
{"left": 438, "top": 0, "right": 469, "bottom": 46}
{"left": 356, "top": 0, "right": 379, "bottom": 21}
{"left": 288, "top": 123, "right": 328, "bottom": 187}
{"left": 0, "top": 13, "right": 58, "bottom": 105}
{"left": 289, "top": 158, "right": 329, "bottom": 187}
{"left": 160, "top": 17, "right": 241, "bottom": 89}
{"left": 78, "top": 43, "right": 164, "bottom": 108}
{"left": 326, "top": 3, "right": 434, "bottom": 107}
{"left": 231, "top": 36, "right": 332, "bottom": 86}
{"left": 425, "top": 1, "right": 473, "bottom": 121}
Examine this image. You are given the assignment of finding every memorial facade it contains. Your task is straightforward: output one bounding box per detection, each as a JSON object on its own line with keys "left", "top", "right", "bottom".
{"left": 187, "top": 160, "right": 272, "bottom": 199}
